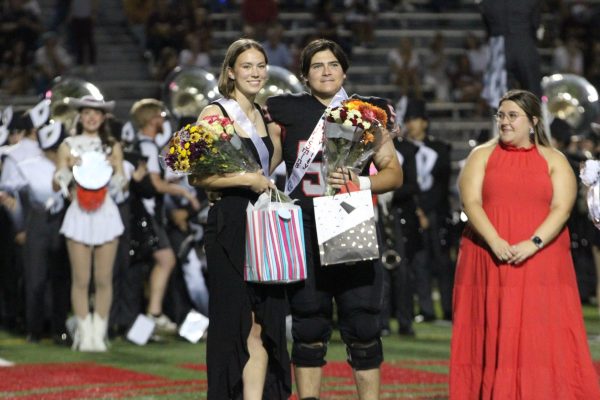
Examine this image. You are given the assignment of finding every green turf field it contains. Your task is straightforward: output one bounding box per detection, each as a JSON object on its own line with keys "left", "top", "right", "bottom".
{"left": 1, "top": 305, "right": 599, "bottom": 399}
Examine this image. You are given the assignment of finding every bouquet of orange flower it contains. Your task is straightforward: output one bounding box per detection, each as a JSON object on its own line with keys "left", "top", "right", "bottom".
{"left": 163, "top": 115, "right": 261, "bottom": 176}
{"left": 322, "top": 99, "right": 389, "bottom": 195}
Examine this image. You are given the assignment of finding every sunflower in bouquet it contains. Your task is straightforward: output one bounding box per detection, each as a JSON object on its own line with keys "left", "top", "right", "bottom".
{"left": 322, "top": 99, "right": 389, "bottom": 195}
{"left": 163, "top": 114, "right": 261, "bottom": 176}
{"left": 163, "top": 114, "right": 293, "bottom": 202}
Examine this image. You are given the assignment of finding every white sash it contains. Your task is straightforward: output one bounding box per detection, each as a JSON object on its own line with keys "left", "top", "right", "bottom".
{"left": 216, "top": 97, "right": 270, "bottom": 177}
{"left": 284, "top": 88, "right": 348, "bottom": 195}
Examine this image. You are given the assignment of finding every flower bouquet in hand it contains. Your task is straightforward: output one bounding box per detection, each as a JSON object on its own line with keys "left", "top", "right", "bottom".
{"left": 163, "top": 115, "right": 291, "bottom": 202}
{"left": 321, "top": 99, "right": 389, "bottom": 195}
{"left": 163, "top": 115, "right": 260, "bottom": 176}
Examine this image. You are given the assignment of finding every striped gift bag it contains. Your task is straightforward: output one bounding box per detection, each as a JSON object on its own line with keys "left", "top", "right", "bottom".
{"left": 244, "top": 193, "right": 307, "bottom": 283}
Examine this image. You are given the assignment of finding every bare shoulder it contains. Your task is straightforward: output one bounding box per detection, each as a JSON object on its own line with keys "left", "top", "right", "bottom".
{"left": 198, "top": 104, "right": 223, "bottom": 120}
{"left": 467, "top": 141, "right": 496, "bottom": 164}
{"left": 536, "top": 145, "right": 569, "bottom": 169}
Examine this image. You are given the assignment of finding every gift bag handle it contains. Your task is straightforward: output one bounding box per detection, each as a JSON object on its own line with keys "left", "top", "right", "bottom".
{"left": 269, "top": 188, "right": 285, "bottom": 204}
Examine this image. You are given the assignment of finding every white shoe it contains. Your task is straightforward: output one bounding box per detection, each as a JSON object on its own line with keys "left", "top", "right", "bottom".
{"left": 72, "top": 314, "right": 94, "bottom": 352}
{"left": 91, "top": 313, "right": 108, "bottom": 352}
{"left": 147, "top": 314, "right": 177, "bottom": 334}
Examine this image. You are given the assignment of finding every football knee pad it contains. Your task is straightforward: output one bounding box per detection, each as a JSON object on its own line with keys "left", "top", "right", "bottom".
{"left": 292, "top": 341, "right": 328, "bottom": 367}
{"left": 346, "top": 338, "right": 383, "bottom": 370}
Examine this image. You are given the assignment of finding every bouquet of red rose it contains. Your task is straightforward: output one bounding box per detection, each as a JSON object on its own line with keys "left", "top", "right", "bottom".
{"left": 321, "top": 99, "right": 389, "bottom": 195}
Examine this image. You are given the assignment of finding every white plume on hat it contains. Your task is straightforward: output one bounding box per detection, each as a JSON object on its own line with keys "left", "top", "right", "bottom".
{"left": 65, "top": 95, "right": 115, "bottom": 112}
{"left": 38, "top": 121, "right": 66, "bottom": 150}
{"left": 581, "top": 160, "right": 600, "bottom": 186}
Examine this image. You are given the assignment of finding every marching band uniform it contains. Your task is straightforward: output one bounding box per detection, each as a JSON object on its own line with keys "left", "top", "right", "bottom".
{"left": 8, "top": 122, "right": 70, "bottom": 343}
{"left": 59, "top": 134, "right": 124, "bottom": 245}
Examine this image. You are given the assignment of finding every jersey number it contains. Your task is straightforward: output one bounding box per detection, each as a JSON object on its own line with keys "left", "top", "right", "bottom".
{"left": 298, "top": 140, "right": 324, "bottom": 197}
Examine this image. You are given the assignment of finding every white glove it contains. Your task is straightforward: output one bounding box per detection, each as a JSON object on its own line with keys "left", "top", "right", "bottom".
{"left": 54, "top": 167, "right": 73, "bottom": 198}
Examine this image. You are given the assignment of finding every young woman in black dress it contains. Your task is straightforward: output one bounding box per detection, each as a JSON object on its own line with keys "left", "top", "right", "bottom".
{"left": 189, "top": 39, "right": 290, "bottom": 400}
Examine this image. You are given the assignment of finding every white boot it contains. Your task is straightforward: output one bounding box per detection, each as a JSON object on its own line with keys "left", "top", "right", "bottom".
{"left": 72, "top": 314, "right": 94, "bottom": 352}
{"left": 91, "top": 312, "right": 108, "bottom": 352}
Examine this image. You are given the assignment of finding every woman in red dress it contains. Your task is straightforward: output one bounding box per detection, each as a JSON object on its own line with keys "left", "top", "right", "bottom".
{"left": 450, "top": 89, "right": 600, "bottom": 399}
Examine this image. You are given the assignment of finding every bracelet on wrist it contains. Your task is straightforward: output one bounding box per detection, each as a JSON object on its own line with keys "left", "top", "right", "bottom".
{"left": 358, "top": 176, "right": 371, "bottom": 190}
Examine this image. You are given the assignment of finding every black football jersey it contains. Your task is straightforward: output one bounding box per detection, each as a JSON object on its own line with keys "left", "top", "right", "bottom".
{"left": 266, "top": 93, "right": 328, "bottom": 219}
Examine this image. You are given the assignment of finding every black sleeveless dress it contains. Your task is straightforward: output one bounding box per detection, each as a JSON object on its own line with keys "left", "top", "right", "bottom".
{"left": 204, "top": 103, "right": 291, "bottom": 399}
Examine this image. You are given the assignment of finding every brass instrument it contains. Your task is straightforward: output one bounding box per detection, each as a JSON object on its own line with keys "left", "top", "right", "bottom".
{"left": 541, "top": 74, "right": 599, "bottom": 135}
{"left": 377, "top": 192, "right": 403, "bottom": 270}
{"left": 163, "top": 65, "right": 304, "bottom": 117}
{"left": 162, "top": 66, "right": 219, "bottom": 120}
{"left": 46, "top": 76, "right": 104, "bottom": 134}
{"left": 255, "top": 66, "right": 305, "bottom": 106}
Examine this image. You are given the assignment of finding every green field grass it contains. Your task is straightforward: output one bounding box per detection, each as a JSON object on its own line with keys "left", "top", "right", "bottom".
{"left": 1, "top": 305, "right": 599, "bottom": 399}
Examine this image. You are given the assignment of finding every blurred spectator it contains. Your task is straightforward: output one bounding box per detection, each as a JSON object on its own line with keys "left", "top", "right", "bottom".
{"left": 49, "top": 0, "right": 71, "bottom": 33}
{"left": 344, "top": 0, "right": 377, "bottom": 48}
{"left": 153, "top": 46, "right": 179, "bottom": 81}
{"left": 392, "top": 0, "right": 416, "bottom": 12}
{"left": 1, "top": 0, "right": 44, "bottom": 53}
{"left": 388, "top": 37, "right": 422, "bottom": 99}
{"left": 178, "top": 32, "right": 210, "bottom": 69}
{"left": 1, "top": 39, "right": 32, "bottom": 95}
{"left": 450, "top": 54, "right": 483, "bottom": 103}
{"left": 423, "top": 33, "right": 450, "bottom": 102}
{"left": 586, "top": 40, "right": 600, "bottom": 91}
{"left": 261, "top": 24, "right": 292, "bottom": 69}
{"left": 241, "top": 0, "right": 278, "bottom": 41}
{"left": 553, "top": 34, "right": 584, "bottom": 75}
{"left": 465, "top": 32, "right": 489, "bottom": 78}
{"left": 145, "top": 0, "right": 178, "bottom": 59}
{"left": 34, "top": 31, "right": 72, "bottom": 94}
{"left": 189, "top": 6, "right": 212, "bottom": 43}
{"left": 123, "top": 0, "right": 155, "bottom": 48}
{"left": 559, "top": 0, "right": 589, "bottom": 45}
{"left": 22, "top": 0, "right": 41, "bottom": 18}
{"left": 68, "top": 0, "right": 98, "bottom": 74}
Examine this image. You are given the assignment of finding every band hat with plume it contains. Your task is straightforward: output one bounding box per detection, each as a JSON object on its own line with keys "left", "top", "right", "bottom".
{"left": 37, "top": 121, "right": 67, "bottom": 150}
{"left": 403, "top": 98, "right": 428, "bottom": 121}
{"left": 65, "top": 95, "right": 115, "bottom": 112}
{"left": 8, "top": 110, "right": 34, "bottom": 131}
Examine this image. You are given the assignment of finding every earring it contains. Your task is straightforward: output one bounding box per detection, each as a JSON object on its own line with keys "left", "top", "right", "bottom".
{"left": 529, "top": 127, "right": 535, "bottom": 142}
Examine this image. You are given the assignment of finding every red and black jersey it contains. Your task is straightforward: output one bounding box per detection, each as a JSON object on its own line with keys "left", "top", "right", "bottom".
{"left": 266, "top": 93, "right": 327, "bottom": 220}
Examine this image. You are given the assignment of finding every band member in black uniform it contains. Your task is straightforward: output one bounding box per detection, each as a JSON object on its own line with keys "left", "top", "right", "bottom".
{"left": 480, "top": 0, "right": 542, "bottom": 107}
{"left": 379, "top": 121, "right": 421, "bottom": 337}
{"left": 551, "top": 119, "right": 597, "bottom": 301}
{"left": 6, "top": 122, "right": 71, "bottom": 344}
{"left": 266, "top": 39, "right": 403, "bottom": 399}
{"left": 403, "top": 98, "right": 454, "bottom": 322}
{"left": 0, "top": 111, "right": 41, "bottom": 337}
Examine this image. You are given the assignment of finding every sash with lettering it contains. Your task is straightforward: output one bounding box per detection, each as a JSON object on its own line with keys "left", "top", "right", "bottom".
{"left": 216, "top": 97, "right": 270, "bottom": 177}
{"left": 285, "top": 88, "right": 348, "bottom": 195}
